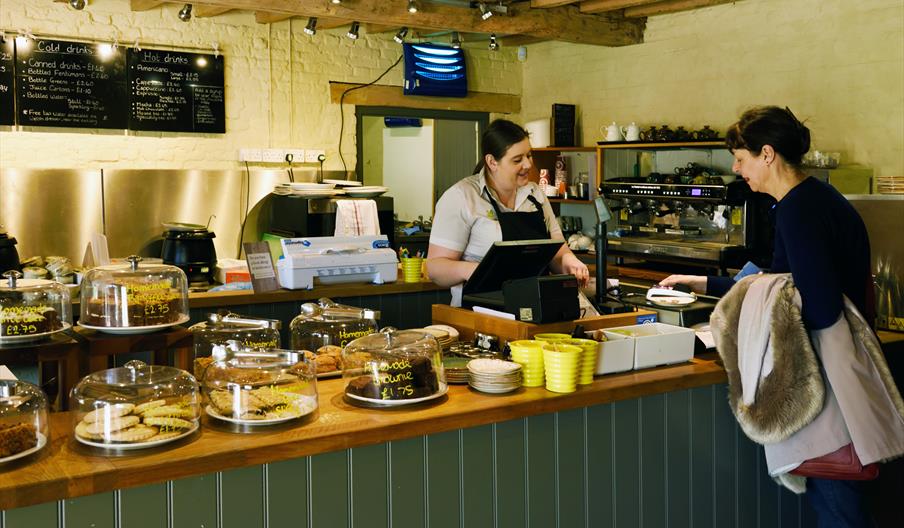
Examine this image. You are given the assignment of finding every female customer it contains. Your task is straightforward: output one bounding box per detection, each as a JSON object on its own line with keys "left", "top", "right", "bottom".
{"left": 426, "top": 119, "right": 588, "bottom": 307}
{"left": 662, "top": 106, "right": 887, "bottom": 527}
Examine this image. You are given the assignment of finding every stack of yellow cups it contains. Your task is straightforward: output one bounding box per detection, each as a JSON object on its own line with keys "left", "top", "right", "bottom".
{"left": 509, "top": 340, "right": 545, "bottom": 387}
{"left": 533, "top": 333, "right": 571, "bottom": 344}
{"left": 542, "top": 342, "right": 582, "bottom": 393}
{"left": 566, "top": 338, "right": 599, "bottom": 385}
{"left": 400, "top": 257, "right": 423, "bottom": 283}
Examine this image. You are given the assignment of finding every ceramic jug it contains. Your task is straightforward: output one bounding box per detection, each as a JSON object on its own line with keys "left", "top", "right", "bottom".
{"left": 600, "top": 122, "right": 623, "bottom": 142}
{"left": 621, "top": 122, "right": 640, "bottom": 141}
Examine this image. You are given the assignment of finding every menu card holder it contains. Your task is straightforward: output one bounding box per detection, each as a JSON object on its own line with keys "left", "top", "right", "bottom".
{"left": 243, "top": 242, "right": 280, "bottom": 293}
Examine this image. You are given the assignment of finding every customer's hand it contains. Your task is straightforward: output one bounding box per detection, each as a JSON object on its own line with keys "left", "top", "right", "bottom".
{"left": 561, "top": 253, "right": 590, "bottom": 287}
{"left": 658, "top": 274, "right": 707, "bottom": 294}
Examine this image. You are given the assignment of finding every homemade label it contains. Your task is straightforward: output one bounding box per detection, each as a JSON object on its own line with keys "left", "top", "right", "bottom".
{"left": 377, "top": 359, "right": 415, "bottom": 399}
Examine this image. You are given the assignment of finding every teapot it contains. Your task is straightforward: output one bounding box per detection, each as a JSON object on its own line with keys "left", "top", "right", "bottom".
{"left": 693, "top": 125, "right": 718, "bottom": 140}
{"left": 673, "top": 126, "right": 691, "bottom": 141}
{"left": 620, "top": 122, "right": 640, "bottom": 141}
{"left": 600, "top": 122, "right": 623, "bottom": 142}
{"left": 640, "top": 125, "right": 658, "bottom": 142}
{"left": 656, "top": 125, "right": 675, "bottom": 142}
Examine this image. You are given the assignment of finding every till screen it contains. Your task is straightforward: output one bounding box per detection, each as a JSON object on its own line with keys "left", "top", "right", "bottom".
{"left": 691, "top": 189, "right": 702, "bottom": 196}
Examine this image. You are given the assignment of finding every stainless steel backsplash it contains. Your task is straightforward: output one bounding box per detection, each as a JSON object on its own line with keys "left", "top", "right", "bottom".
{"left": 0, "top": 168, "right": 351, "bottom": 263}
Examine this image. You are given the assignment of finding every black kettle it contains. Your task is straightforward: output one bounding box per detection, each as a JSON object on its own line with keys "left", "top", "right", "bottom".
{"left": 0, "top": 228, "right": 21, "bottom": 273}
{"left": 160, "top": 223, "right": 217, "bottom": 283}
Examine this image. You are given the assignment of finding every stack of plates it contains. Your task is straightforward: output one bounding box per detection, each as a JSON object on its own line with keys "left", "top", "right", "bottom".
{"left": 418, "top": 327, "right": 456, "bottom": 350}
{"left": 877, "top": 176, "right": 904, "bottom": 194}
{"left": 467, "top": 358, "right": 522, "bottom": 394}
{"left": 273, "top": 182, "right": 345, "bottom": 198}
{"left": 442, "top": 356, "right": 471, "bottom": 384}
{"left": 323, "top": 179, "right": 363, "bottom": 187}
{"left": 345, "top": 186, "right": 389, "bottom": 198}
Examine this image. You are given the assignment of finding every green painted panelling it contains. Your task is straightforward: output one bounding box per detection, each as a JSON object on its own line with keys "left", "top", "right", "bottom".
{"left": 690, "top": 385, "right": 715, "bottom": 528}
{"left": 526, "top": 413, "right": 556, "bottom": 528}
{"left": 493, "top": 418, "right": 526, "bottom": 528}
{"left": 3, "top": 501, "right": 56, "bottom": 528}
{"left": 425, "top": 430, "right": 461, "bottom": 528}
{"left": 556, "top": 408, "right": 586, "bottom": 528}
{"left": 779, "top": 486, "right": 802, "bottom": 527}
{"left": 586, "top": 403, "right": 613, "bottom": 527}
{"left": 65, "top": 492, "right": 114, "bottom": 528}
{"left": 713, "top": 386, "right": 738, "bottom": 528}
{"left": 665, "top": 389, "right": 692, "bottom": 528}
{"left": 310, "top": 450, "right": 348, "bottom": 527}
{"left": 172, "top": 474, "right": 217, "bottom": 528}
{"left": 268, "top": 458, "right": 310, "bottom": 528}
{"left": 120, "top": 483, "right": 167, "bottom": 528}
{"left": 757, "top": 449, "right": 781, "bottom": 528}
{"left": 735, "top": 425, "right": 760, "bottom": 528}
{"left": 640, "top": 394, "right": 667, "bottom": 528}
{"left": 612, "top": 398, "right": 640, "bottom": 528}
{"left": 461, "top": 424, "right": 494, "bottom": 528}
{"left": 389, "top": 436, "right": 426, "bottom": 528}
{"left": 350, "top": 443, "right": 389, "bottom": 528}
{"left": 221, "top": 466, "right": 264, "bottom": 528}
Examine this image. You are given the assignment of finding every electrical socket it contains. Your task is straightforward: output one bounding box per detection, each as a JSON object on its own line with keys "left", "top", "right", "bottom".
{"left": 305, "top": 149, "right": 325, "bottom": 163}
{"left": 239, "top": 148, "right": 263, "bottom": 162}
{"left": 285, "top": 149, "right": 305, "bottom": 163}
{"left": 261, "top": 148, "right": 286, "bottom": 163}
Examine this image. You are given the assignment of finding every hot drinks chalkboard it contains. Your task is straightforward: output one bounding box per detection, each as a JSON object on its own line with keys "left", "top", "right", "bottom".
{"left": 0, "top": 38, "right": 14, "bottom": 126}
{"left": 128, "top": 48, "right": 225, "bottom": 133}
{"left": 14, "top": 38, "right": 127, "bottom": 129}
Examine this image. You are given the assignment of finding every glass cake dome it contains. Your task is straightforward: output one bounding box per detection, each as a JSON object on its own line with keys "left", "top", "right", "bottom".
{"left": 70, "top": 360, "right": 200, "bottom": 450}
{"left": 200, "top": 341, "right": 318, "bottom": 429}
{"left": 0, "top": 270, "right": 72, "bottom": 343}
{"left": 190, "top": 311, "right": 282, "bottom": 380}
{"left": 0, "top": 379, "right": 49, "bottom": 464}
{"left": 289, "top": 298, "right": 379, "bottom": 376}
{"left": 342, "top": 327, "right": 446, "bottom": 406}
{"left": 79, "top": 255, "right": 189, "bottom": 332}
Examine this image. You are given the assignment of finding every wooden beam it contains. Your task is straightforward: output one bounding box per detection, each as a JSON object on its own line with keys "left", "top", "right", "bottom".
{"left": 364, "top": 24, "right": 399, "bottom": 35}
{"left": 329, "top": 82, "right": 520, "bottom": 114}
{"left": 530, "top": 0, "right": 581, "bottom": 7}
{"left": 255, "top": 11, "right": 293, "bottom": 24}
{"left": 195, "top": 6, "right": 234, "bottom": 17}
{"left": 129, "top": 0, "right": 166, "bottom": 11}
{"left": 317, "top": 18, "right": 354, "bottom": 30}
{"left": 625, "top": 0, "right": 738, "bottom": 17}
{"left": 186, "top": 0, "right": 645, "bottom": 46}
{"left": 500, "top": 35, "right": 549, "bottom": 46}
{"left": 580, "top": 0, "right": 660, "bottom": 14}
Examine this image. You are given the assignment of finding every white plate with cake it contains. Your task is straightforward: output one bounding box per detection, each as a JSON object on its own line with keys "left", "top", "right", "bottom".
{"left": 205, "top": 394, "right": 318, "bottom": 426}
{"left": 0, "top": 322, "right": 71, "bottom": 344}
{"left": 345, "top": 382, "right": 448, "bottom": 407}
{"left": 78, "top": 314, "right": 190, "bottom": 335}
{"left": 75, "top": 421, "right": 199, "bottom": 451}
{"left": 0, "top": 432, "right": 47, "bottom": 464}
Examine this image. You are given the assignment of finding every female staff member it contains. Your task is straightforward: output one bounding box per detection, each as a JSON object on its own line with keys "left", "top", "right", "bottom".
{"left": 662, "top": 106, "right": 878, "bottom": 527}
{"left": 427, "top": 119, "right": 588, "bottom": 307}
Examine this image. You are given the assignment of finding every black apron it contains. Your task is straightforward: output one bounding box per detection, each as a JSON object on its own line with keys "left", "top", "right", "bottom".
{"left": 483, "top": 187, "right": 550, "bottom": 241}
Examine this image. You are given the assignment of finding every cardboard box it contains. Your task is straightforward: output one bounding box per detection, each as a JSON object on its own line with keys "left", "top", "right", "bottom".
{"left": 603, "top": 323, "right": 694, "bottom": 370}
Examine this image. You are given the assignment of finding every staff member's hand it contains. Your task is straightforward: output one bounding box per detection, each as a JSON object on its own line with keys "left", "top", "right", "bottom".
{"left": 659, "top": 274, "right": 706, "bottom": 294}
{"left": 560, "top": 252, "right": 590, "bottom": 287}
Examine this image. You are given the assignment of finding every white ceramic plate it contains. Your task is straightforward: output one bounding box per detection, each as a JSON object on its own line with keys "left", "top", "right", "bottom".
{"left": 344, "top": 190, "right": 388, "bottom": 198}
{"left": 425, "top": 324, "right": 459, "bottom": 340}
{"left": 205, "top": 395, "right": 317, "bottom": 426}
{"left": 468, "top": 383, "right": 520, "bottom": 394}
{"left": 78, "top": 314, "right": 190, "bottom": 335}
{"left": 346, "top": 383, "right": 448, "bottom": 406}
{"left": 647, "top": 296, "right": 696, "bottom": 307}
{"left": 75, "top": 421, "right": 198, "bottom": 451}
{"left": 0, "top": 322, "right": 71, "bottom": 344}
{"left": 0, "top": 432, "right": 47, "bottom": 464}
{"left": 285, "top": 182, "right": 336, "bottom": 190}
{"left": 323, "top": 179, "right": 363, "bottom": 187}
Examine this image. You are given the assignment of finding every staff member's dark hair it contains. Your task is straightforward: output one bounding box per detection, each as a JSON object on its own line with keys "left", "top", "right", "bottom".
{"left": 725, "top": 106, "right": 811, "bottom": 170}
{"left": 473, "top": 119, "right": 530, "bottom": 174}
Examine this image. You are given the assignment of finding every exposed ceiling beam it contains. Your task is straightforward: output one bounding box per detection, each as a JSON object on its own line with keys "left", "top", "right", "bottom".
{"left": 530, "top": 0, "right": 581, "bottom": 7}
{"left": 500, "top": 35, "right": 549, "bottom": 46}
{"left": 580, "top": 0, "right": 660, "bottom": 14}
{"left": 195, "top": 6, "right": 235, "bottom": 17}
{"left": 364, "top": 24, "right": 400, "bottom": 34}
{"left": 255, "top": 11, "right": 293, "bottom": 24}
{"left": 129, "top": 0, "right": 166, "bottom": 11}
{"left": 317, "top": 18, "right": 355, "bottom": 30}
{"left": 185, "top": 0, "right": 645, "bottom": 46}
{"left": 625, "top": 0, "right": 738, "bottom": 17}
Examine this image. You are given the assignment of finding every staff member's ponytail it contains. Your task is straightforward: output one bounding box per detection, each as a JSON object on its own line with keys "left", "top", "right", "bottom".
{"left": 473, "top": 119, "right": 530, "bottom": 175}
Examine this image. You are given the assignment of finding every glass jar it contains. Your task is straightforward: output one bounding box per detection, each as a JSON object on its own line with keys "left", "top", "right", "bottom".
{"left": 79, "top": 255, "right": 189, "bottom": 330}
{"left": 201, "top": 341, "right": 318, "bottom": 428}
{"left": 190, "top": 312, "right": 282, "bottom": 379}
{"left": 0, "top": 379, "right": 49, "bottom": 463}
{"left": 289, "top": 298, "right": 379, "bottom": 376}
{"left": 0, "top": 270, "right": 72, "bottom": 343}
{"left": 70, "top": 360, "right": 200, "bottom": 450}
{"left": 342, "top": 327, "right": 446, "bottom": 405}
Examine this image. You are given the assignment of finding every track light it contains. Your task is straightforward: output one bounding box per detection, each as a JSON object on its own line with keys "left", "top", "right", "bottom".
{"left": 407, "top": 0, "right": 418, "bottom": 14}
{"left": 479, "top": 2, "right": 493, "bottom": 20}
{"left": 69, "top": 0, "right": 87, "bottom": 10}
{"left": 304, "top": 17, "right": 317, "bottom": 36}
{"left": 394, "top": 27, "right": 408, "bottom": 44}
{"left": 451, "top": 31, "right": 461, "bottom": 49}
{"left": 346, "top": 22, "right": 359, "bottom": 40}
{"left": 488, "top": 33, "right": 498, "bottom": 51}
{"left": 331, "top": 0, "right": 342, "bottom": 4}
{"left": 178, "top": 4, "right": 192, "bottom": 22}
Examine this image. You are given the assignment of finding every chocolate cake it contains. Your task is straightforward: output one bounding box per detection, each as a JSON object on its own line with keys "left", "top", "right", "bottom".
{"left": 0, "top": 304, "right": 61, "bottom": 337}
{"left": 82, "top": 280, "right": 182, "bottom": 327}
{"left": 345, "top": 355, "right": 439, "bottom": 401}
{"left": 0, "top": 422, "right": 38, "bottom": 458}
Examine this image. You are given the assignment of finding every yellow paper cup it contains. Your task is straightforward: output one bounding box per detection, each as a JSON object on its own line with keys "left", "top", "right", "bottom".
{"left": 400, "top": 257, "right": 423, "bottom": 283}
{"left": 533, "top": 333, "right": 571, "bottom": 342}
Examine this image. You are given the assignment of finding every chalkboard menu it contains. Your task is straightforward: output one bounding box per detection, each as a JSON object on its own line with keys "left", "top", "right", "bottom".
{"left": 0, "top": 38, "right": 14, "bottom": 126}
{"left": 14, "top": 38, "right": 127, "bottom": 129}
{"left": 551, "top": 103, "right": 576, "bottom": 147}
{"left": 128, "top": 49, "right": 225, "bottom": 133}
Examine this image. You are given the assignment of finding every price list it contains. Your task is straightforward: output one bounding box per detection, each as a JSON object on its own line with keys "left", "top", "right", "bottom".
{"left": 14, "top": 38, "right": 127, "bottom": 129}
{"left": 128, "top": 49, "right": 224, "bottom": 133}
{"left": 0, "top": 38, "right": 14, "bottom": 126}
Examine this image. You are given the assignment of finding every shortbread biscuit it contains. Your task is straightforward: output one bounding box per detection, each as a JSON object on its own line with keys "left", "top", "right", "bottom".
{"left": 143, "top": 417, "right": 193, "bottom": 430}
{"left": 142, "top": 405, "right": 195, "bottom": 419}
{"left": 134, "top": 399, "right": 167, "bottom": 414}
{"left": 147, "top": 430, "right": 184, "bottom": 442}
{"left": 86, "top": 415, "right": 140, "bottom": 435}
{"left": 108, "top": 424, "right": 158, "bottom": 443}
{"left": 75, "top": 421, "right": 103, "bottom": 440}
{"left": 82, "top": 403, "right": 135, "bottom": 423}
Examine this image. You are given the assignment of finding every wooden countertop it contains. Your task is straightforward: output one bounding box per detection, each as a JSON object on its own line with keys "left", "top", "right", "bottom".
{"left": 187, "top": 279, "right": 445, "bottom": 308}
{"left": 0, "top": 356, "right": 727, "bottom": 510}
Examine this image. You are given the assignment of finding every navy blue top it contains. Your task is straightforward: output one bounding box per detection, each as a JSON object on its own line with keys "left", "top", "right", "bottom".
{"left": 707, "top": 177, "right": 871, "bottom": 330}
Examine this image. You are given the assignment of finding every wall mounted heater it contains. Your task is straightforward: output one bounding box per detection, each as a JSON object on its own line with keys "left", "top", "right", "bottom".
{"left": 403, "top": 43, "right": 467, "bottom": 97}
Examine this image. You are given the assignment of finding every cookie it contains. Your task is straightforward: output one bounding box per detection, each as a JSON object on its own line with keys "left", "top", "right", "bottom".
{"left": 142, "top": 405, "right": 195, "bottom": 419}
{"left": 108, "top": 424, "right": 158, "bottom": 443}
{"left": 86, "top": 415, "right": 140, "bottom": 435}
{"left": 147, "top": 430, "right": 184, "bottom": 442}
{"left": 134, "top": 399, "right": 167, "bottom": 414}
{"left": 82, "top": 403, "right": 135, "bottom": 424}
{"left": 317, "top": 345, "right": 342, "bottom": 357}
{"left": 143, "top": 417, "right": 194, "bottom": 430}
{"left": 75, "top": 420, "right": 103, "bottom": 441}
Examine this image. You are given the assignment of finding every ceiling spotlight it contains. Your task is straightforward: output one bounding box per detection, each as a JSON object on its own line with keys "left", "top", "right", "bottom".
{"left": 69, "top": 0, "right": 87, "bottom": 10}
{"left": 178, "top": 4, "right": 192, "bottom": 22}
{"left": 451, "top": 31, "right": 461, "bottom": 49}
{"left": 488, "top": 33, "right": 498, "bottom": 51}
{"left": 304, "top": 17, "right": 317, "bottom": 36}
{"left": 393, "top": 27, "right": 408, "bottom": 44}
{"left": 479, "top": 2, "right": 493, "bottom": 20}
{"left": 347, "top": 21, "right": 360, "bottom": 40}
{"left": 407, "top": 0, "right": 418, "bottom": 14}
{"left": 331, "top": 0, "right": 342, "bottom": 4}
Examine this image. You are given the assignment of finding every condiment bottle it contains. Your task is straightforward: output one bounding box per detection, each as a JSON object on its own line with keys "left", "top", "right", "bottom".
{"left": 554, "top": 155, "right": 567, "bottom": 197}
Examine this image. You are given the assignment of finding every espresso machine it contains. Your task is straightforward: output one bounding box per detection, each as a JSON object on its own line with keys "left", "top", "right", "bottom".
{"left": 599, "top": 177, "right": 773, "bottom": 273}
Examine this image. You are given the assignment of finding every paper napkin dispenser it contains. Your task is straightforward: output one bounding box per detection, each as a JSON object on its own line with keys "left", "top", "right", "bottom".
{"left": 503, "top": 275, "right": 580, "bottom": 323}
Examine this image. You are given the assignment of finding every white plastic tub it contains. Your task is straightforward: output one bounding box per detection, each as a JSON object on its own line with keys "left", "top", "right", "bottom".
{"left": 586, "top": 331, "right": 635, "bottom": 375}
{"left": 602, "top": 323, "right": 694, "bottom": 370}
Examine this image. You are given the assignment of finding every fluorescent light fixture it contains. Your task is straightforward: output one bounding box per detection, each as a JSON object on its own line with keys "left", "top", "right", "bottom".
{"left": 347, "top": 21, "right": 360, "bottom": 40}
{"left": 178, "top": 4, "right": 192, "bottom": 22}
{"left": 394, "top": 27, "right": 408, "bottom": 44}
{"left": 304, "top": 17, "right": 317, "bottom": 35}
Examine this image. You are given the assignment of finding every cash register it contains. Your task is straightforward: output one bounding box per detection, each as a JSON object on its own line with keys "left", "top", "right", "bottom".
{"left": 461, "top": 239, "right": 580, "bottom": 324}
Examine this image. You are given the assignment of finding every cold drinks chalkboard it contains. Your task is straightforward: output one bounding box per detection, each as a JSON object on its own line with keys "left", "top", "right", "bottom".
{"left": 0, "top": 38, "right": 14, "bottom": 126}
{"left": 14, "top": 38, "right": 127, "bottom": 129}
{"left": 128, "top": 49, "right": 225, "bottom": 133}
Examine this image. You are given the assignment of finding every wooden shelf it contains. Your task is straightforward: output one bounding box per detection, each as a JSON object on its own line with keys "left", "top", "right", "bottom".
{"left": 596, "top": 141, "right": 725, "bottom": 150}
{"left": 532, "top": 146, "right": 597, "bottom": 152}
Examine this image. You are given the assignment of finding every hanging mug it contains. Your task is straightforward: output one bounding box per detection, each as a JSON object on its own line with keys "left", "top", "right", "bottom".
{"left": 600, "top": 122, "right": 623, "bottom": 142}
